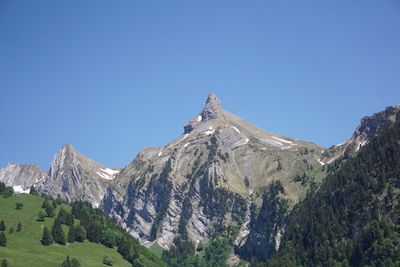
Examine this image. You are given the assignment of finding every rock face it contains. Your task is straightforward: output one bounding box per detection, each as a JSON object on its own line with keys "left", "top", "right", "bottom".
{"left": 101, "top": 94, "right": 324, "bottom": 249}
{"left": 320, "top": 105, "right": 400, "bottom": 164}
{"left": 37, "top": 144, "right": 118, "bottom": 207}
{"left": 0, "top": 163, "right": 47, "bottom": 193}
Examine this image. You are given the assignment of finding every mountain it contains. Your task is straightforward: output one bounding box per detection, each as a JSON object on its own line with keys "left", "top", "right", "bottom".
{"left": 101, "top": 94, "right": 325, "bottom": 249}
{"left": 264, "top": 107, "right": 400, "bottom": 266}
{"left": 37, "top": 144, "right": 119, "bottom": 207}
{"left": 320, "top": 105, "right": 400, "bottom": 164}
{"left": 0, "top": 163, "right": 46, "bottom": 193}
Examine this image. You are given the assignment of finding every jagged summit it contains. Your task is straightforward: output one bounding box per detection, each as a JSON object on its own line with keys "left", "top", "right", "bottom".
{"left": 200, "top": 93, "right": 222, "bottom": 121}
{"left": 184, "top": 93, "right": 224, "bottom": 133}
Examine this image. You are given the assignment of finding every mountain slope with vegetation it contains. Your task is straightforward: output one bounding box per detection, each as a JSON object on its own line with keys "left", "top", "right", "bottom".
{"left": 0, "top": 192, "right": 165, "bottom": 267}
{"left": 263, "top": 112, "right": 400, "bottom": 266}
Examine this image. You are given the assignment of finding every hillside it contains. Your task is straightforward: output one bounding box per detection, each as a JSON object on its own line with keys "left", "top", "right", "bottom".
{"left": 0, "top": 193, "right": 165, "bottom": 267}
{"left": 263, "top": 111, "right": 400, "bottom": 266}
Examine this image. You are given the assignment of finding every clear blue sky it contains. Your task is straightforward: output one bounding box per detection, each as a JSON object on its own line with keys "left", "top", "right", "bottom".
{"left": 1, "top": 1, "right": 400, "bottom": 170}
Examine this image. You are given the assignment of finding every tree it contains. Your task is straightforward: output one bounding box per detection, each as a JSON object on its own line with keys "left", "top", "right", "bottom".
{"left": 60, "top": 255, "right": 81, "bottom": 267}
{"left": 74, "top": 225, "right": 86, "bottom": 242}
{"left": 68, "top": 225, "right": 75, "bottom": 243}
{"left": 8, "top": 227, "right": 14, "bottom": 234}
{"left": 51, "top": 218, "right": 65, "bottom": 245}
{"left": 16, "top": 222, "right": 22, "bottom": 232}
{"left": 1, "top": 258, "right": 8, "bottom": 267}
{"left": 0, "top": 232, "right": 6, "bottom": 246}
{"left": 52, "top": 199, "right": 57, "bottom": 209}
{"left": 29, "top": 185, "right": 38, "bottom": 196}
{"left": 45, "top": 204, "right": 55, "bottom": 218}
{"left": 101, "top": 229, "right": 117, "bottom": 248}
{"left": 15, "top": 202, "right": 23, "bottom": 210}
{"left": 0, "top": 181, "right": 5, "bottom": 193}
{"left": 0, "top": 220, "right": 5, "bottom": 231}
{"left": 37, "top": 211, "right": 46, "bottom": 221}
{"left": 103, "top": 256, "right": 113, "bottom": 266}
{"left": 66, "top": 213, "right": 74, "bottom": 226}
{"left": 2, "top": 187, "right": 13, "bottom": 198}
{"left": 41, "top": 227, "right": 53, "bottom": 245}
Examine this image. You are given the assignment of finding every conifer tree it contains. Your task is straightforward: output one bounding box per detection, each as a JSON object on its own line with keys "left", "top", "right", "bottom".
{"left": 51, "top": 218, "right": 65, "bottom": 245}
{"left": 68, "top": 225, "right": 75, "bottom": 243}
{"left": 0, "top": 232, "right": 6, "bottom": 246}
{"left": 16, "top": 222, "right": 22, "bottom": 232}
{"left": 1, "top": 258, "right": 8, "bottom": 267}
{"left": 41, "top": 227, "right": 53, "bottom": 246}
{"left": 0, "top": 220, "right": 5, "bottom": 231}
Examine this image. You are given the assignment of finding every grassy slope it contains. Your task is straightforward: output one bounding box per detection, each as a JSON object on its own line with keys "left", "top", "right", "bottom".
{"left": 0, "top": 194, "right": 131, "bottom": 267}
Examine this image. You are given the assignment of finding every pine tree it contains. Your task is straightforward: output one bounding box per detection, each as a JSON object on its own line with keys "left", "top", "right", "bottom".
{"left": 74, "top": 225, "right": 86, "bottom": 242}
{"left": 51, "top": 218, "right": 65, "bottom": 245}
{"left": 45, "top": 204, "right": 55, "bottom": 218}
{"left": 41, "top": 227, "right": 53, "bottom": 245}
{"left": 68, "top": 225, "right": 75, "bottom": 243}
{"left": 8, "top": 227, "right": 13, "bottom": 234}
{"left": 16, "top": 222, "right": 22, "bottom": 232}
{"left": 0, "top": 220, "right": 5, "bottom": 231}
{"left": 1, "top": 258, "right": 8, "bottom": 267}
{"left": 29, "top": 185, "right": 38, "bottom": 196}
{"left": 66, "top": 213, "right": 74, "bottom": 226}
{"left": 37, "top": 211, "right": 46, "bottom": 221}
{"left": 0, "top": 232, "right": 6, "bottom": 246}
{"left": 61, "top": 255, "right": 81, "bottom": 267}
{"left": 52, "top": 199, "right": 57, "bottom": 209}
{"left": 15, "top": 202, "right": 23, "bottom": 210}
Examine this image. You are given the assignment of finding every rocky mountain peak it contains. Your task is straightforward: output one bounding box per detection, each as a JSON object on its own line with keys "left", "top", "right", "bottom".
{"left": 184, "top": 93, "right": 224, "bottom": 133}
{"left": 201, "top": 93, "right": 222, "bottom": 121}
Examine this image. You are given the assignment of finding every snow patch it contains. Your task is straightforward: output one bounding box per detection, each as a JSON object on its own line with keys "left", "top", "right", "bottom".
{"left": 158, "top": 151, "right": 163, "bottom": 157}
{"left": 271, "top": 136, "right": 294, "bottom": 145}
{"left": 204, "top": 129, "right": 215, "bottom": 135}
{"left": 197, "top": 115, "right": 202, "bottom": 122}
{"left": 317, "top": 159, "right": 325, "bottom": 166}
{"left": 184, "top": 142, "right": 190, "bottom": 148}
{"left": 245, "top": 138, "right": 249, "bottom": 144}
{"left": 232, "top": 126, "right": 241, "bottom": 134}
{"left": 13, "top": 185, "right": 30, "bottom": 194}
{"left": 281, "top": 146, "right": 292, "bottom": 150}
{"left": 96, "top": 168, "right": 120, "bottom": 180}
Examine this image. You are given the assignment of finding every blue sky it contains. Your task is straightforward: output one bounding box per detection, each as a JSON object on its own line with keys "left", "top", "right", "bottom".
{"left": 1, "top": 0, "right": 400, "bottom": 170}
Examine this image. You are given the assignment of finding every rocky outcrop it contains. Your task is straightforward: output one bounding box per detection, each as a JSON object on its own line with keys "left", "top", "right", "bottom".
{"left": 320, "top": 105, "right": 400, "bottom": 164}
{"left": 101, "top": 94, "right": 324, "bottom": 249}
{"left": 0, "top": 163, "right": 47, "bottom": 193}
{"left": 37, "top": 144, "right": 119, "bottom": 206}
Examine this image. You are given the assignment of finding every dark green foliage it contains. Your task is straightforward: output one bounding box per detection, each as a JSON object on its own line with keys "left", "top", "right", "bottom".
{"left": 102, "top": 256, "right": 113, "bottom": 266}
{"left": 8, "top": 227, "right": 13, "bottom": 234}
{"left": 37, "top": 211, "right": 46, "bottom": 221}
{"left": 101, "top": 229, "right": 117, "bottom": 248}
{"left": 265, "top": 120, "right": 400, "bottom": 266}
{"left": 162, "top": 236, "right": 198, "bottom": 267}
{"left": 0, "top": 232, "right": 6, "bottom": 246}
{"left": 204, "top": 237, "right": 231, "bottom": 267}
{"left": 60, "top": 255, "right": 81, "bottom": 267}
{"left": 0, "top": 182, "right": 5, "bottom": 193}
{"left": 67, "top": 225, "right": 75, "bottom": 243}
{"left": 45, "top": 202, "right": 55, "bottom": 217}
{"left": 29, "top": 185, "right": 38, "bottom": 196}
{"left": 71, "top": 201, "right": 164, "bottom": 266}
{"left": 74, "top": 225, "right": 86, "bottom": 242}
{"left": 15, "top": 202, "right": 23, "bottom": 209}
{"left": 51, "top": 218, "right": 66, "bottom": 245}
{"left": 1, "top": 258, "right": 8, "bottom": 267}
{"left": 1, "top": 187, "right": 14, "bottom": 198}
{"left": 0, "top": 220, "right": 5, "bottom": 231}
{"left": 238, "top": 181, "right": 288, "bottom": 261}
{"left": 41, "top": 226, "right": 53, "bottom": 245}
{"left": 57, "top": 207, "right": 74, "bottom": 226}
{"left": 178, "top": 196, "right": 193, "bottom": 238}
{"left": 16, "top": 222, "right": 22, "bottom": 232}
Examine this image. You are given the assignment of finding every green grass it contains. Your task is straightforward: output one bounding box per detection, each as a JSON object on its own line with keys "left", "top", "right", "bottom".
{"left": 148, "top": 242, "right": 164, "bottom": 258}
{"left": 0, "top": 194, "right": 131, "bottom": 267}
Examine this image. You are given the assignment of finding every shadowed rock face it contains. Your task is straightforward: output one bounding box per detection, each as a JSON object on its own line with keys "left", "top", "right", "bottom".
{"left": 101, "top": 94, "right": 324, "bottom": 249}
